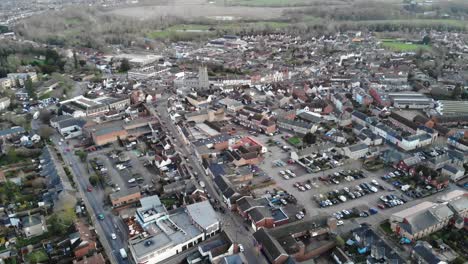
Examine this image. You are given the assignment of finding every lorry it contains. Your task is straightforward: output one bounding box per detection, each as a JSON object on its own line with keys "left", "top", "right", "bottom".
{"left": 119, "top": 248, "right": 127, "bottom": 259}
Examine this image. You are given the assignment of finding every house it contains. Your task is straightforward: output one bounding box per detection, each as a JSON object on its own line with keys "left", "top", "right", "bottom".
{"left": 213, "top": 175, "right": 240, "bottom": 208}
{"left": 343, "top": 143, "right": 368, "bottom": 159}
{"left": 411, "top": 241, "right": 448, "bottom": 264}
{"left": 441, "top": 164, "right": 465, "bottom": 182}
{"left": 0, "top": 97, "right": 10, "bottom": 111}
{"left": 236, "top": 196, "right": 268, "bottom": 218}
{"left": 109, "top": 186, "right": 141, "bottom": 207}
{"left": 248, "top": 207, "right": 289, "bottom": 231}
{"left": 351, "top": 225, "right": 405, "bottom": 263}
{"left": 253, "top": 228, "right": 289, "bottom": 264}
{"left": 21, "top": 214, "right": 46, "bottom": 238}
{"left": 73, "top": 253, "right": 106, "bottom": 264}
{"left": 70, "top": 221, "right": 97, "bottom": 258}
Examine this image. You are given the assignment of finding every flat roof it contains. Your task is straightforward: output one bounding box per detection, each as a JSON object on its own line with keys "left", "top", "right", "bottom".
{"left": 186, "top": 200, "right": 219, "bottom": 230}
{"left": 130, "top": 208, "right": 202, "bottom": 259}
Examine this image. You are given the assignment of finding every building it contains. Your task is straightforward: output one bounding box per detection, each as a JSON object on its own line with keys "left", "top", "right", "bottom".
{"left": 86, "top": 118, "right": 158, "bottom": 146}
{"left": 109, "top": 186, "right": 141, "bottom": 207}
{"left": 7, "top": 72, "right": 38, "bottom": 85}
{"left": 0, "top": 97, "right": 10, "bottom": 111}
{"left": 351, "top": 225, "right": 405, "bottom": 263}
{"left": 73, "top": 253, "right": 106, "bottom": 264}
{"left": 70, "top": 221, "right": 97, "bottom": 258}
{"left": 0, "top": 126, "right": 25, "bottom": 140}
{"left": 0, "top": 77, "right": 12, "bottom": 90}
{"left": 441, "top": 164, "right": 465, "bottom": 182}
{"left": 253, "top": 217, "right": 337, "bottom": 264}
{"left": 55, "top": 117, "right": 87, "bottom": 139}
{"left": 436, "top": 100, "right": 468, "bottom": 115}
{"left": 61, "top": 95, "right": 130, "bottom": 117}
{"left": 21, "top": 214, "right": 46, "bottom": 238}
{"left": 411, "top": 241, "right": 449, "bottom": 264}
{"left": 128, "top": 197, "right": 220, "bottom": 264}
{"left": 390, "top": 202, "right": 454, "bottom": 240}
{"left": 248, "top": 207, "right": 289, "bottom": 231}
{"left": 276, "top": 118, "right": 317, "bottom": 135}
{"left": 343, "top": 143, "right": 368, "bottom": 159}
{"left": 388, "top": 92, "right": 434, "bottom": 109}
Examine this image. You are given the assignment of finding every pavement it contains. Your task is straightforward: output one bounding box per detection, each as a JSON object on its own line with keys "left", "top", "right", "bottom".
{"left": 149, "top": 93, "right": 267, "bottom": 264}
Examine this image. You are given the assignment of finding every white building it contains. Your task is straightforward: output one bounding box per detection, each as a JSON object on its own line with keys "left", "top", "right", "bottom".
{"left": 129, "top": 197, "right": 220, "bottom": 264}
{"left": 0, "top": 97, "right": 11, "bottom": 111}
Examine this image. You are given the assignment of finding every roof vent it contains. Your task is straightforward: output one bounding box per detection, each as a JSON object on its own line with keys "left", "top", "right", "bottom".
{"left": 144, "top": 240, "right": 153, "bottom": 247}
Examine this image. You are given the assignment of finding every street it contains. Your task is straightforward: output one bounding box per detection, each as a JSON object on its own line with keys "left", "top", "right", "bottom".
{"left": 52, "top": 135, "right": 129, "bottom": 264}
{"left": 150, "top": 95, "right": 268, "bottom": 264}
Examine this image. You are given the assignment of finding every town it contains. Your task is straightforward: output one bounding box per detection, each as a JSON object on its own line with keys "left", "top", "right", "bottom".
{"left": 0, "top": 0, "right": 467, "bottom": 264}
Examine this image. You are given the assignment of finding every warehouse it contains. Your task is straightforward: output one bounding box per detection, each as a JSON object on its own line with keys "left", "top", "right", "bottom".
{"left": 388, "top": 93, "right": 434, "bottom": 109}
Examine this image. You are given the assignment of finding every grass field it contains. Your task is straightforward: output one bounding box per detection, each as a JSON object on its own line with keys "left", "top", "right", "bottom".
{"left": 355, "top": 19, "right": 467, "bottom": 30}
{"left": 380, "top": 39, "right": 430, "bottom": 52}
{"left": 287, "top": 136, "right": 302, "bottom": 146}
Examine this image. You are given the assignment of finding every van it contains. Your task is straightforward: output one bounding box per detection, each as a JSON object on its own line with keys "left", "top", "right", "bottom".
{"left": 120, "top": 248, "right": 127, "bottom": 259}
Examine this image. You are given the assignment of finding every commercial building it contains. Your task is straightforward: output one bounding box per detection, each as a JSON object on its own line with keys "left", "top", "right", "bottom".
{"left": 436, "top": 100, "right": 468, "bottom": 115}
{"left": 61, "top": 95, "right": 130, "bottom": 117}
{"left": 109, "top": 186, "right": 141, "bottom": 207}
{"left": 86, "top": 117, "right": 158, "bottom": 146}
{"left": 389, "top": 196, "right": 468, "bottom": 240}
{"left": 388, "top": 92, "right": 434, "bottom": 109}
{"left": 128, "top": 196, "right": 220, "bottom": 264}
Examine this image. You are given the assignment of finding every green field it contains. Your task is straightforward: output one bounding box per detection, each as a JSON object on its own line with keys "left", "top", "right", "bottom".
{"left": 380, "top": 40, "right": 430, "bottom": 52}
{"left": 355, "top": 19, "right": 467, "bottom": 30}
{"left": 287, "top": 136, "right": 302, "bottom": 146}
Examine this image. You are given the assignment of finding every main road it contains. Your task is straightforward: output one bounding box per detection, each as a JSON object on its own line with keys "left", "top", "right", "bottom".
{"left": 51, "top": 134, "right": 130, "bottom": 264}
{"left": 148, "top": 94, "right": 267, "bottom": 264}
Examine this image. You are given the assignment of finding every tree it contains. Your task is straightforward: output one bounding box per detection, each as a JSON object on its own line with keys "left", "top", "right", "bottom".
{"left": 89, "top": 175, "right": 99, "bottom": 186}
{"left": 73, "top": 50, "right": 78, "bottom": 69}
{"left": 422, "top": 35, "right": 431, "bottom": 45}
{"left": 119, "top": 58, "right": 131, "bottom": 72}
{"left": 303, "top": 132, "right": 317, "bottom": 145}
{"left": 75, "top": 150, "right": 88, "bottom": 162}
{"left": 39, "top": 109, "right": 52, "bottom": 124}
{"left": 335, "top": 235, "right": 345, "bottom": 247}
{"left": 452, "top": 84, "right": 463, "bottom": 99}
{"left": 48, "top": 207, "right": 76, "bottom": 236}
{"left": 25, "top": 76, "right": 35, "bottom": 98}
{"left": 38, "top": 125, "right": 54, "bottom": 140}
